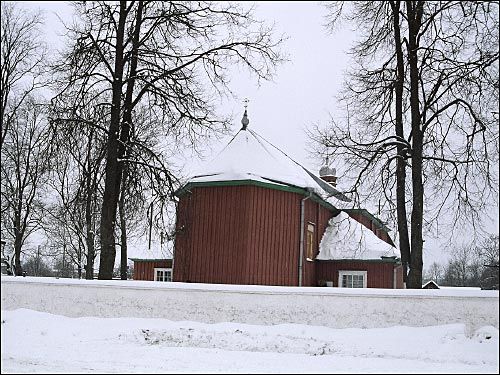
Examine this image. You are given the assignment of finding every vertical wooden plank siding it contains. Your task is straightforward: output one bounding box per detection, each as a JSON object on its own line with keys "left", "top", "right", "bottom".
{"left": 173, "top": 184, "right": 310, "bottom": 286}
{"left": 303, "top": 199, "right": 315, "bottom": 287}
{"left": 172, "top": 195, "right": 188, "bottom": 281}
{"left": 132, "top": 260, "right": 173, "bottom": 281}
{"left": 300, "top": 199, "right": 335, "bottom": 286}
{"left": 173, "top": 183, "right": 399, "bottom": 288}
{"left": 316, "top": 261, "right": 399, "bottom": 288}
{"left": 394, "top": 265, "right": 404, "bottom": 288}
{"left": 246, "top": 185, "right": 257, "bottom": 285}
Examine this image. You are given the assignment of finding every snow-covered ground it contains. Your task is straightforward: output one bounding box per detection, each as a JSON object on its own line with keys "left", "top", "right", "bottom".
{"left": 1, "top": 277, "right": 499, "bottom": 373}
{"left": 1, "top": 308, "right": 498, "bottom": 374}
{"left": 3, "top": 277, "right": 498, "bottom": 331}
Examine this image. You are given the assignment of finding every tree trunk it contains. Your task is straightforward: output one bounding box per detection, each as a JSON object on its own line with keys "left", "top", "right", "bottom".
{"left": 118, "top": 0, "right": 143, "bottom": 281}
{"left": 406, "top": 0, "right": 424, "bottom": 289}
{"left": 390, "top": 0, "right": 411, "bottom": 285}
{"left": 98, "top": 1, "right": 127, "bottom": 279}
{"left": 62, "top": 244, "right": 66, "bottom": 278}
{"left": 77, "top": 244, "right": 82, "bottom": 279}
{"left": 13, "top": 210, "right": 23, "bottom": 276}
{"left": 119, "top": 176, "right": 128, "bottom": 280}
{"left": 85, "top": 130, "right": 95, "bottom": 279}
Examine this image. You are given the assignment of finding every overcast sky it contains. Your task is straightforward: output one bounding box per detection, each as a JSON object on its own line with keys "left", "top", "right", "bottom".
{"left": 28, "top": 1, "right": 353, "bottom": 170}
{"left": 17, "top": 1, "right": 499, "bottom": 267}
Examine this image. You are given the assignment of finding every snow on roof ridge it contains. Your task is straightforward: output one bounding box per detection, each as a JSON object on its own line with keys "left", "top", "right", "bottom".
{"left": 188, "top": 128, "right": 351, "bottom": 202}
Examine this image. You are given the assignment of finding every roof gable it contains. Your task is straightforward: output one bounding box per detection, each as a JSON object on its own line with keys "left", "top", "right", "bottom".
{"left": 186, "top": 128, "right": 350, "bottom": 203}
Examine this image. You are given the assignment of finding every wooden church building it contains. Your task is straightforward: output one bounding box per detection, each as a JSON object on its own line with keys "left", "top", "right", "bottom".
{"left": 171, "top": 110, "right": 404, "bottom": 289}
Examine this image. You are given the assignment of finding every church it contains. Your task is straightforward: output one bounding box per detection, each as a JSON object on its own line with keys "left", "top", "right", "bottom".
{"left": 170, "top": 109, "right": 404, "bottom": 288}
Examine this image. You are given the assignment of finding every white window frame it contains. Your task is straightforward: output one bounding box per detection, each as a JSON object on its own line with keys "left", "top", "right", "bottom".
{"left": 154, "top": 268, "right": 172, "bottom": 282}
{"left": 338, "top": 270, "right": 367, "bottom": 288}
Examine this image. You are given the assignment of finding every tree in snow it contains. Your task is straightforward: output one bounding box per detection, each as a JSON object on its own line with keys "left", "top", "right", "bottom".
{"left": 0, "top": 2, "right": 49, "bottom": 275}
{"left": 0, "top": 96, "right": 51, "bottom": 275}
{"left": 476, "top": 234, "right": 499, "bottom": 290}
{"left": 423, "top": 262, "right": 443, "bottom": 284}
{"left": 44, "top": 92, "right": 107, "bottom": 279}
{"left": 54, "top": 1, "right": 285, "bottom": 279}
{"left": 22, "top": 245, "right": 54, "bottom": 277}
{"left": 310, "top": 1, "right": 499, "bottom": 288}
{"left": 440, "top": 234, "right": 499, "bottom": 288}
{"left": 442, "top": 242, "right": 481, "bottom": 286}
{"left": 1, "top": 2, "right": 46, "bottom": 150}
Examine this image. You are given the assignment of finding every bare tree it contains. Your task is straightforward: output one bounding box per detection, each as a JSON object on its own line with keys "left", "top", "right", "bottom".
{"left": 54, "top": 1, "right": 285, "bottom": 279}
{"left": 423, "top": 262, "right": 443, "bottom": 284}
{"left": 1, "top": 96, "right": 51, "bottom": 275}
{"left": 440, "top": 238, "right": 497, "bottom": 288}
{"left": 45, "top": 94, "right": 107, "bottom": 279}
{"left": 442, "top": 243, "right": 478, "bottom": 286}
{"left": 1, "top": 2, "right": 46, "bottom": 150}
{"left": 115, "top": 102, "right": 189, "bottom": 278}
{"left": 311, "top": 1, "right": 499, "bottom": 288}
{"left": 477, "top": 234, "right": 499, "bottom": 290}
{"left": 22, "top": 248, "right": 53, "bottom": 277}
{"left": 477, "top": 234, "right": 500, "bottom": 267}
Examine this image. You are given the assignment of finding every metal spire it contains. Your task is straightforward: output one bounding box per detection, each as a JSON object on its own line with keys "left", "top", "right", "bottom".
{"left": 241, "top": 98, "right": 249, "bottom": 130}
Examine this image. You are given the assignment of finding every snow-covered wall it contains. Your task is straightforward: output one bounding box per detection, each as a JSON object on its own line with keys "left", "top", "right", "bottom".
{"left": 2, "top": 277, "right": 498, "bottom": 330}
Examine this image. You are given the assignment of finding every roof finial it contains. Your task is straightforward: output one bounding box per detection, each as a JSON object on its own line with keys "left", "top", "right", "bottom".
{"left": 319, "top": 145, "right": 336, "bottom": 183}
{"left": 241, "top": 98, "right": 250, "bottom": 130}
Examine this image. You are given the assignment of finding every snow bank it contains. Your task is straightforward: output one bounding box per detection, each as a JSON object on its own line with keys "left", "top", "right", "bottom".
{"left": 2, "top": 308, "right": 498, "bottom": 374}
{"left": 2, "top": 277, "right": 498, "bottom": 331}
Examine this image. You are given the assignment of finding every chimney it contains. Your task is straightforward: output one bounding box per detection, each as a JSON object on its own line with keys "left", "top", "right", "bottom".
{"left": 319, "top": 165, "right": 337, "bottom": 187}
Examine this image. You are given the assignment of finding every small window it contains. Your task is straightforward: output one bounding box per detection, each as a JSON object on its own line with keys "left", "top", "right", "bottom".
{"left": 154, "top": 268, "right": 172, "bottom": 282}
{"left": 338, "top": 270, "right": 367, "bottom": 288}
{"left": 306, "top": 223, "right": 315, "bottom": 260}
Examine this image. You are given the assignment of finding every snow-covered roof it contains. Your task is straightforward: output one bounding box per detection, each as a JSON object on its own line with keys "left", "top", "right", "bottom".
{"left": 188, "top": 127, "right": 350, "bottom": 202}
{"left": 316, "top": 211, "right": 400, "bottom": 261}
{"left": 422, "top": 280, "right": 440, "bottom": 289}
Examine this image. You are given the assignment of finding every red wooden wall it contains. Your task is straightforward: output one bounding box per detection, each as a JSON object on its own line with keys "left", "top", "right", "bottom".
{"left": 316, "top": 260, "right": 403, "bottom": 288}
{"left": 173, "top": 184, "right": 335, "bottom": 286}
{"left": 173, "top": 183, "right": 402, "bottom": 288}
{"left": 302, "top": 199, "right": 336, "bottom": 286}
{"left": 133, "top": 259, "right": 173, "bottom": 281}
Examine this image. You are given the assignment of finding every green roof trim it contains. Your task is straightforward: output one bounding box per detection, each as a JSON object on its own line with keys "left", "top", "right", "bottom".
{"left": 175, "top": 180, "right": 340, "bottom": 214}
{"left": 175, "top": 179, "right": 305, "bottom": 196}
{"left": 343, "top": 208, "right": 392, "bottom": 233}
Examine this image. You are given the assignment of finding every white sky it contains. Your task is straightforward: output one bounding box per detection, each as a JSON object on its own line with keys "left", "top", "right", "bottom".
{"left": 15, "top": 1, "right": 499, "bottom": 267}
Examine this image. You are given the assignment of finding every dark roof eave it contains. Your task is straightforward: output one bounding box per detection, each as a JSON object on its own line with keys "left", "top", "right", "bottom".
{"left": 128, "top": 258, "right": 172, "bottom": 262}
{"left": 316, "top": 257, "right": 401, "bottom": 264}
